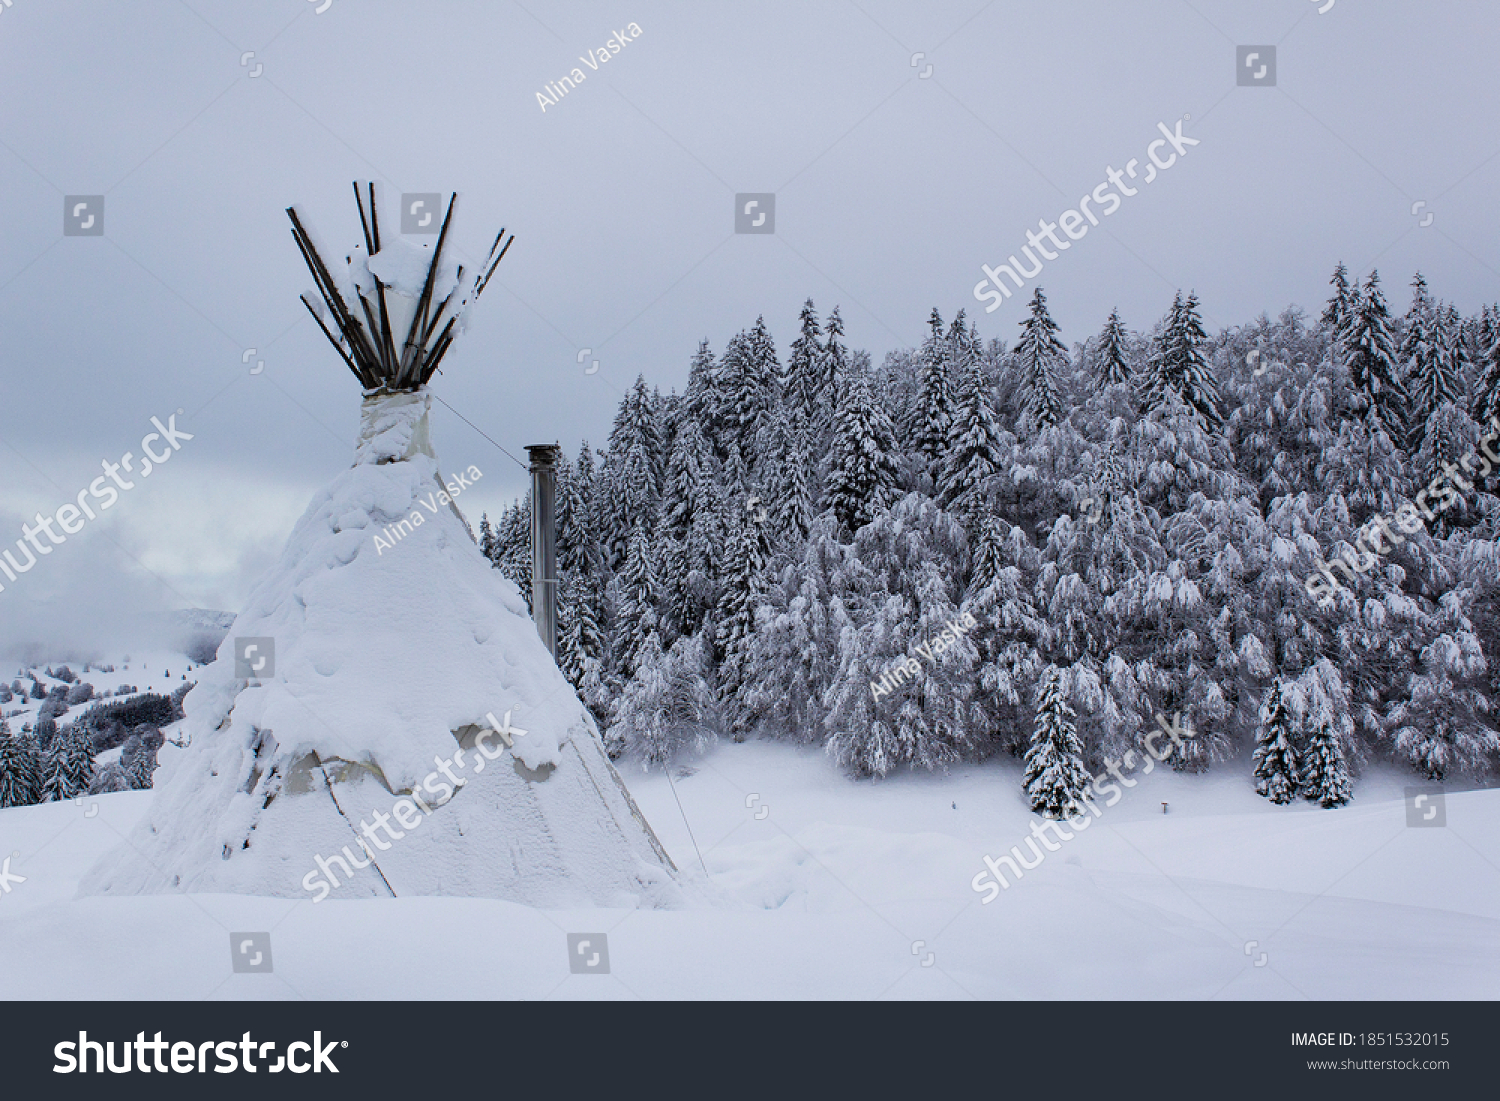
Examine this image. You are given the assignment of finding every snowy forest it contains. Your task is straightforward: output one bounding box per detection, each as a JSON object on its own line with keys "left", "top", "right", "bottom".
{"left": 480, "top": 265, "right": 1500, "bottom": 816}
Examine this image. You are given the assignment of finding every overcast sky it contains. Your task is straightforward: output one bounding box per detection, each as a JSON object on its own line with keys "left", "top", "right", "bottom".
{"left": 0, "top": 0, "right": 1496, "bottom": 651}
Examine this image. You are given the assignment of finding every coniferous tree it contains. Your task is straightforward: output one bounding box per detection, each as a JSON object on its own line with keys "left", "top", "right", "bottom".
{"left": 1475, "top": 310, "right": 1500, "bottom": 429}
{"left": 785, "top": 299, "right": 825, "bottom": 433}
{"left": 939, "top": 344, "right": 1006, "bottom": 513}
{"left": 910, "top": 308, "right": 952, "bottom": 470}
{"left": 715, "top": 498, "right": 772, "bottom": 711}
{"left": 1321, "top": 261, "right": 1355, "bottom": 361}
{"left": 611, "top": 522, "right": 663, "bottom": 679}
{"left": 820, "top": 307, "right": 849, "bottom": 408}
{"left": 683, "top": 339, "right": 720, "bottom": 437}
{"left": 764, "top": 403, "right": 814, "bottom": 549}
{"left": 1345, "top": 271, "right": 1407, "bottom": 437}
{"left": 718, "top": 318, "right": 781, "bottom": 469}
{"left": 1014, "top": 290, "right": 1066, "bottom": 431}
{"left": 823, "top": 367, "right": 899, "bottom": 532}
{"left": 1093, "top": 308, "right": 1132, "bottom": 388}
{"left": 0, "top": 727, "right": 41, "bottom": 808}
{"left": 1141, "top": 291, "right": 1222, "bottom": 431}
{"left": 39, "top": 725, "right": 96, "bottom": 802}
{"left": 1293, "top": 661, "right": 1354, "bottom": 809}
{"left": 1022, "top": 665, "right": 1092, "bottom": 818}
{"left": 1252, "top": 678, "right": 1300, "bottom": 804}
{"left": 601, "top": 376, "right": 664, "bottom": 568}
{"left": 478, "top": 514, "right": 497, "bottom": 562}
{"left": 1401, "top": 275, "right": 1465, "bottom": 455}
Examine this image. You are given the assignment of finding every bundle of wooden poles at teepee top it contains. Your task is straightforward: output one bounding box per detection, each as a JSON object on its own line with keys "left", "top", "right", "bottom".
{"left": 287, "top": 182, "right": 514, "bottom": 393}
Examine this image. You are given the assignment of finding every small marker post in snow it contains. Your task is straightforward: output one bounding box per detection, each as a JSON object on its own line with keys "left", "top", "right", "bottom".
{"left": 1162, "top": 802, "right": 1169, "bottom": 814}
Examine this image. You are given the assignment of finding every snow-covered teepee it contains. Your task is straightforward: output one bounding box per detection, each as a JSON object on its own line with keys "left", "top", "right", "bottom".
{"left": 83, "top": 185, "right": 677, "bottom": 907}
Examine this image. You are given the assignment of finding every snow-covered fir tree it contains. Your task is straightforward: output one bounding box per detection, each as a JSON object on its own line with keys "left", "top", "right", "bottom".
{"left": 1345, "top": 271, "right": 1408, "bottom": 438}
{"left": 1321, "top": 261, "right": 1355, "bottom": 362}
{"left": 1093, "top": 307, "right": 1132, "bottom": 388}
{"left": 823, "top": 364, "right": 898, "bottom": 532}
{"left": 1140, "top": 291, "right": 1222, "bottom": 431}
{"left": 1013, "top": 289, "right": 1066, "bottom": 431}
{"left": 1293, "top": 661, "right": 1354, "bottom": 809}
{"left": 785, "top": 299, "right": 826, "bottom": 437}
{"left": 0, "top": 726, "right": 42, "bottom": 808}
{"left": 1022, "top": 664, "right": 1092, "bottom": 818}
{"left": 910, "top": 308, "right": 953, "bottom": 472}
{"left": 939, "top": 336, "right": 1007, "bottom": 514}
{"left": 39, "top": 725, "right": 95, "bottom": 802}
{"left": 1252, "top": 678, "right": 1300, "bottom": 804}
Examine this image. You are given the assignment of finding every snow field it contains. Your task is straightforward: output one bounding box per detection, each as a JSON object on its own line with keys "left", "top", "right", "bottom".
{"left": 0, "top": 739, "right": 1495, "bottom": 999}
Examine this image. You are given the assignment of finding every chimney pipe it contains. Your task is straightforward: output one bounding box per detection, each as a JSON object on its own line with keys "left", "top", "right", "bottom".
{"left": 525, "top": 443, "right": 561, "bottom": 658}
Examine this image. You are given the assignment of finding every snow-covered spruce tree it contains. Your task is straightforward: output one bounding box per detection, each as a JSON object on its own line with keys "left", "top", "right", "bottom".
{"left": 682, "top": 338, "right": 721, "bottom": 439}
{"left": 557, "top": 440, "right": 608, "bottom": 680}
{"left": 823, "top": 364, "right": 899, "bottom": 533}
{"left": 718, "top": 318, "right": 781, "bottom": 472}
{"left": 1400, "top": 274, "right": 1449, "bottom": 446}
{"left": 39, "top": 725, "right": 95, "bottom": 802}
{"left": 965, "top": 513, "right": 1045, "bottom": 757}
{"left": 1140, "top": 291, "right": 1222, "bottom": 431}
{"left": 610, "top": 521, "right": 663, "bottom": 679}
{"left": 1412, "top": 399, "right": 1481, "bottom": 537}
{"left": 600, "top": 375, "right": 664, "bottom": 568}
{"left": 1321, "top": 261, "right": 1356, "bottom": 364}
{"left": 910, "top": 308, "right": 952, "bottom": 474}
{"left": 0, "top": 726, "right": 42, "bottom": 808}
{"left": 785, "top": 299, "right": 825, "bottom": 438}
{"left": 1014, "top": 289, "right": 1066, "bottom": 432}
{"left": 938, "top": 339, "right": 1007, "bottom": 515}
{"left": 820, "top": 306, "right": 849, "bottom": 408}
{"left": 1022, "top": 665, "right": 1092, "bottom": 818}
{"left": 1474, "top": 307, "right": 1500, "bottom": 429}
{"left": 607, "top": 631, "right": 719, "bottom": 767}
{"left": 484, "top": 496, "right": 533, "bottom": 611}
{"left": 1252, "top": 678, "right": 1300, "bottom": 804}
{"left": 1388, "top": 592, "right": 1496, "bottom": 780}
{"left": 658, "top": 414, "right": 719, "bottom": 635}
{"left": 1093, "top": 308, "right": 1133, "bottom": 389}
{"left": 124, "top": 738, "right": 160, "bottom": 790}
{"left": 1345, "top": 271, "right": 1408, "bottom": 440}
{"left": 763, "top": 402, "right": 814, "bottom": 550}
{"left": 714, "top": 495, "right": 773, "bottom": 717}
{"left": 1290, "top": 661, "right": 1354, "bottom": 808}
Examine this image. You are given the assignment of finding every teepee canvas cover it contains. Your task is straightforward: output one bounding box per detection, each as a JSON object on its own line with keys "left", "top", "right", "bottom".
{"left": 83, "top": 187, "right": 676, "bottom": 907}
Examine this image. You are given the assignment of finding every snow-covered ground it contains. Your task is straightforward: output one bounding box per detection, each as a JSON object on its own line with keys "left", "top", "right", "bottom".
{"left": 0, "top": 736, "right": 1495, "bottom": 1000}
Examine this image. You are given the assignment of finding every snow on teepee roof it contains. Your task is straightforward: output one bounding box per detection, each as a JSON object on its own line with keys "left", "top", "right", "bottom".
{"left": 82, "top": 187, "right": 677, "bottom": 908}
